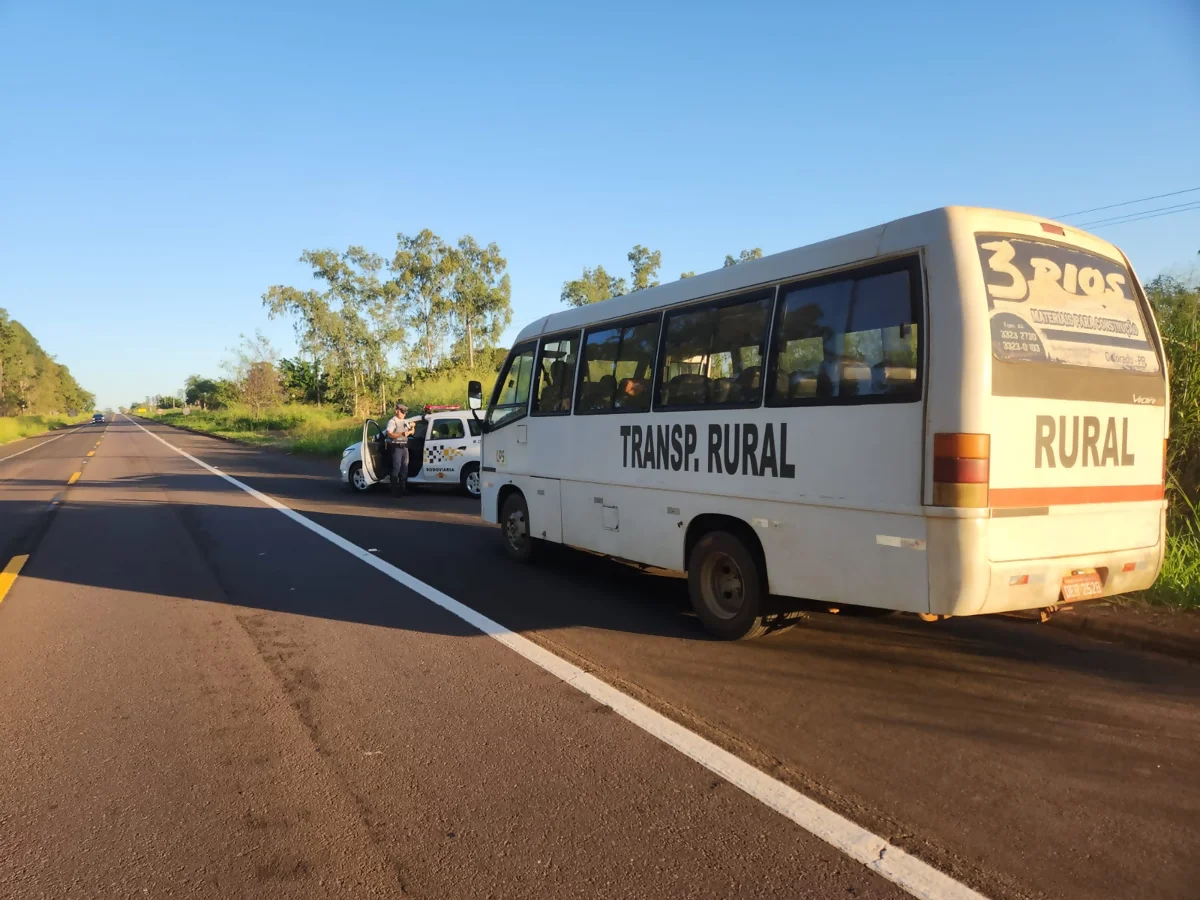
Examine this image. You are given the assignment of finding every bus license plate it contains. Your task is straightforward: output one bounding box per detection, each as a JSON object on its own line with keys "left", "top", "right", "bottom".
{"left": 1061, "top": 572, "right": 1103, "bottom": 601}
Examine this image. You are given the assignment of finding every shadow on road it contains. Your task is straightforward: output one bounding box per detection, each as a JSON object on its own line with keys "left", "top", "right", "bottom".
{"left": 2, "top": 464, "right": 1197, "bottom": 706}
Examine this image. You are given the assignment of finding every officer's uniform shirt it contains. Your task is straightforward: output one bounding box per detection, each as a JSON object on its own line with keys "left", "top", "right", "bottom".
{"left": 386, "top": 415, "right": 412, "bottom": 441}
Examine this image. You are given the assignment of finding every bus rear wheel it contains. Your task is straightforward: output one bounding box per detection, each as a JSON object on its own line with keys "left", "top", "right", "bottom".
{"left": 688, "top": 530, "right": 769, "bottom": 640}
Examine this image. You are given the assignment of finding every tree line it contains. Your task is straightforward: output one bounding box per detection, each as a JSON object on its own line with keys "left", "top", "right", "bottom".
{"left": 151, "top": 233, "right": 765, "bottom": 416}
{"left": 560, "top": 245, "right": 764, "bottom": 306}
{"left": 0, "top": 308, "right": 94, "bottom": 416}
{"left": 259, "top": 230, "right": 512, "bottom": 417}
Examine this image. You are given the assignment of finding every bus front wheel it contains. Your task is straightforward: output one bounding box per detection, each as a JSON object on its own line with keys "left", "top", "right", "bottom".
{"left": 688, "top": 530, "right": 769, "bottom": 640}
{"left": 499, "top": 492, "right": 537, "bottom": 562}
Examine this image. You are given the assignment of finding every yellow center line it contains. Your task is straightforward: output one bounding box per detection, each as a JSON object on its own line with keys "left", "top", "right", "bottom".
{"left": 67, "top": 471, "right": 81, "bottom": 485}
{"left": 87, "top": 450, "right": 95, "bottom": 457}
{"left": 0, "top": 555, "right": 29, "bottom": 605}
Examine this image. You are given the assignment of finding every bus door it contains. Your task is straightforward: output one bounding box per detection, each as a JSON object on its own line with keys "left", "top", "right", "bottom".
{"left": 485, "top": 340, "right": 538, "bottom": 500}
{"left": 977, "top": 234, "right": 1167, "bottom": 564}
{"left": 521, "top": 334, "right": 578, "bottom": 543}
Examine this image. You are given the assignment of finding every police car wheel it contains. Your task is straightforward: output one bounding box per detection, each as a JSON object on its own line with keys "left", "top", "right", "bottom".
{"left": 687, "top": 531, "right": 770, "bottom": 640}
{"left": 461, "top": 463, "right": 481, "bottom": 497}
{"left": 348, "top": 462, "right": 372, "bottom": 493}
{"left": 500, "top": 492, "right": 536, "bottom": 562}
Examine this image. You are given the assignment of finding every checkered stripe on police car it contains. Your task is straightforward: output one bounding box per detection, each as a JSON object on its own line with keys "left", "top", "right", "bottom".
{"left": 424, "top": 445, "right": 464, "bottom": 464}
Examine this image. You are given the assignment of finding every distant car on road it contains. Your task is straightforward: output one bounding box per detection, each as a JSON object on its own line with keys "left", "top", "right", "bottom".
{"left": 92, "top": 413, "right": 104, "bottom": 424}
{"left": 339, "top": 406, "right": 483, "bottom": 497}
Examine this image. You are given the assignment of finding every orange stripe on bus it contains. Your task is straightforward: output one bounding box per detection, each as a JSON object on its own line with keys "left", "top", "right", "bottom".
{"left": 989, "top": 484, "right": 1164, "bottom": 508}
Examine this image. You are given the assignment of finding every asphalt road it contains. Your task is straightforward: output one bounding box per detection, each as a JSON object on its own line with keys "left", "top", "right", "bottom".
{"left": 1, "top": 416, "right": 1197, "bottom": 900}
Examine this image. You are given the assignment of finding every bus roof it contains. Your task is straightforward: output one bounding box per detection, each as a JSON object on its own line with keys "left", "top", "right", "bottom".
{"left": 514, "top": 206, "right": 1125, "bottom": 343}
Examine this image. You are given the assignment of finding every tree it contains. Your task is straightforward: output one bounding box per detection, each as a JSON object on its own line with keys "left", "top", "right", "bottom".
{"left": 224, "top": 333, "right": 282, "bottom": 417}
{"left": 241, "top": 363, "right": 282, "bottom": 416}
{"left": 451, "top": 236, "right": 512, "bottom": 368}
{"left": 0, "top": 308, "right": 92, "bottom": 415}
{"left": 278, "top": 358, "right": 328, "bottom": 405}
{"left": 392, "top": 230, "right": 456, "bottom": 372}
{"left": 561, "top": 265, "right": 626, "bottom": 306}
{"left": 265, "top": 247, "right": 399, "bottom": 416}
{"left": 561, "top": 244, "right": 663, "bottom": 306}
{"left": 628, "top": 244, "right": 662, "bottom": 291}
{"left": 184, "top": 375, "right": 224, "bottom": 409}
{"left": 724, "top": 248, "right": 763, "bottom": 267}
{"left": 680, "top": 271, "right": 695, "bottom": 279}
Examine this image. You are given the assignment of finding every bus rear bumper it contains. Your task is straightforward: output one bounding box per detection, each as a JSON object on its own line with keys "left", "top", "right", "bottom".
{"left": 926, "top": 515, "right": 1165, "bottom": 616}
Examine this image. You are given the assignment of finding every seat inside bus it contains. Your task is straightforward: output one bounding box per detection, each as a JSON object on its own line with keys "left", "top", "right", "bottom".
{"left": 539, "top": 359, "right": 571, "bottom": 412}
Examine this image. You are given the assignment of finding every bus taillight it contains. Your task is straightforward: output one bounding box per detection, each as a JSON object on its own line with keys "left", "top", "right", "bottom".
{"left": 932, "top": 433, "right": 990, "bottom": 508}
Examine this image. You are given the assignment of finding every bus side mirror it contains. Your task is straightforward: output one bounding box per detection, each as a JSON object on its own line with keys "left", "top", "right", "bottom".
{"left": 468, "top": 380, "right": 483, "bottom": 411}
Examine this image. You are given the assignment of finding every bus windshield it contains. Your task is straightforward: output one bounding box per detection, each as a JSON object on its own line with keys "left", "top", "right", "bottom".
{"left": 977, "top": 234, "right": 1160, "bottom": 375}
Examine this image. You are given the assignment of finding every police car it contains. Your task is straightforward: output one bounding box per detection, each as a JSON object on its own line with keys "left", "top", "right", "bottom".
{"left": 339, "top": 406, "right": 483, "bottom": 497}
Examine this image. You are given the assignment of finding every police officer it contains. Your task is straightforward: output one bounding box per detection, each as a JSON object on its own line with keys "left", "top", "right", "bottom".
{"left": 384, "top": 402, "right": 415, "bottom": 496}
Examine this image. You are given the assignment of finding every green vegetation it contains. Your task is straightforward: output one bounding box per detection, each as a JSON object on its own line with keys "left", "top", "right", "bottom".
{"left": 1, "top": 309, "right": 93, "bottom": 417}
{"left": 149, "top": 404, "right": 359, "bottom": 454}
{"left": 146, "top": 365, "right": 499, "bottom": 456}
{"left": 0, "top": 413, "right": 91, "bottom": 446}
{"left": 1145, "top": 275, "right": 1199, "bottom": 608}
{"left": 562, "top": 245, "right": 762, "bottom": 301}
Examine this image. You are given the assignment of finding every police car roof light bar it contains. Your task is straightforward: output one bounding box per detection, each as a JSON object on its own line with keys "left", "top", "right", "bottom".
{"left": 423, "top": 404, "right": 461, "bottom": 413}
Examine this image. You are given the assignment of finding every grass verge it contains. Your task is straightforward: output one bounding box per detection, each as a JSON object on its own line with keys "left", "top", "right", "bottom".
{"left": 1145, "top": 531, "right": 1200, "bottom": 609}
{"left": 0, "top": 414, "right": 91, "bottom": 445}
{"left": 147, "top": 405, "right": 362, "bottom": 457}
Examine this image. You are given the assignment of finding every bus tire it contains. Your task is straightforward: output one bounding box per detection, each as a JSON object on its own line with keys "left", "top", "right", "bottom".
{"left": 499, "top": 492, "right": 537, "bottom": 562}
{"left": 687, "top": 530, "right": 769, "bottom": 640}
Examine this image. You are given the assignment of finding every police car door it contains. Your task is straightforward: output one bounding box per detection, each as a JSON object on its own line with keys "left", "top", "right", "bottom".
{"left": 421, "top": 416, "right": 467, "bottom": 485}
{"left": 405, "top": 418, "right": 428, "bottom": 480}
{"left": 361, "top": 419, "right": 384, "bottom": 484}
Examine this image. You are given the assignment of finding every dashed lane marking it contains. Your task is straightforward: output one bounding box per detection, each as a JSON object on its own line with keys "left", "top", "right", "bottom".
{"left": 0, "top": 555, "right": 29, "bottom": 605}
{"left": 121, "top": 415, "right": 988, "bottom": 900}
{"left": 87, "top": 451, "right": 95, "bottom": 457}
{"left": 67, "top": 472, "right": 81, "bottom": 485}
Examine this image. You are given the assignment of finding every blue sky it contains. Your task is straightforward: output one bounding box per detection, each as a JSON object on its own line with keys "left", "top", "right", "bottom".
{"left": 1, "top": 0, "right": 1197, "bottom": 409}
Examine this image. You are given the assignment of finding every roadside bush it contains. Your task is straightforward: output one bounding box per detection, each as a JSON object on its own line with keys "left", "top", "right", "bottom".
{"left": 1146, "top": 275, "right": 1199, "bottom": 607}
{"left": 0, "top": 414, "right": 90, "bottom": 445}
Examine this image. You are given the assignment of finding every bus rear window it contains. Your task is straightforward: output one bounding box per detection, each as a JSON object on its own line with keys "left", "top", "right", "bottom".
{"left": 977, "top": 234, "right": 1159, "bottom": 374}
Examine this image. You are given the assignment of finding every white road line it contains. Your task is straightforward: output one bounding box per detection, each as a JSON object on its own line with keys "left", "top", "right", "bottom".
{"left": 121, "top": 415, "right": 987, "bottom": 900}
{"left": 0, "top": 426, "right": 81, "bottom": 464}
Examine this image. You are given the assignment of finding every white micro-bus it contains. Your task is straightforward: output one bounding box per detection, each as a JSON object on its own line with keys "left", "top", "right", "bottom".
{"left": 466, "top": 207, "right": 1169, "bottom": 639}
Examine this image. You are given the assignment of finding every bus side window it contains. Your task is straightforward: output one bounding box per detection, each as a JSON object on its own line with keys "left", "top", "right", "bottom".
{"left": 533, "top": 334, "right": 579, "bottom": 416}
{"left": 576, "top": 318, "right": 659, "bottom": 414}
{"left": 657, "top": 290, "right": 773, "bottom": 409}
{"left": 767, "top": 262, "right": 920, "bottom": 405}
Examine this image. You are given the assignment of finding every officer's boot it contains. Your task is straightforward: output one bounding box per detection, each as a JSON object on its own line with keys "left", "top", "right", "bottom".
{"left": 390, "top": 474, "right": 401, "bottom": 497}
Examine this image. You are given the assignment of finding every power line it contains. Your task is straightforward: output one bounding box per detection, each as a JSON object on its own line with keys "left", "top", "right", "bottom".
{"left": 1081, "top": 201, "right": 1200, "bottom": 230}
{"left": 1079, "top": 199, "right": 1200, "bottom": 228}
{"left": 1055, "top": 186, "right": 1200, "bottom": 219}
